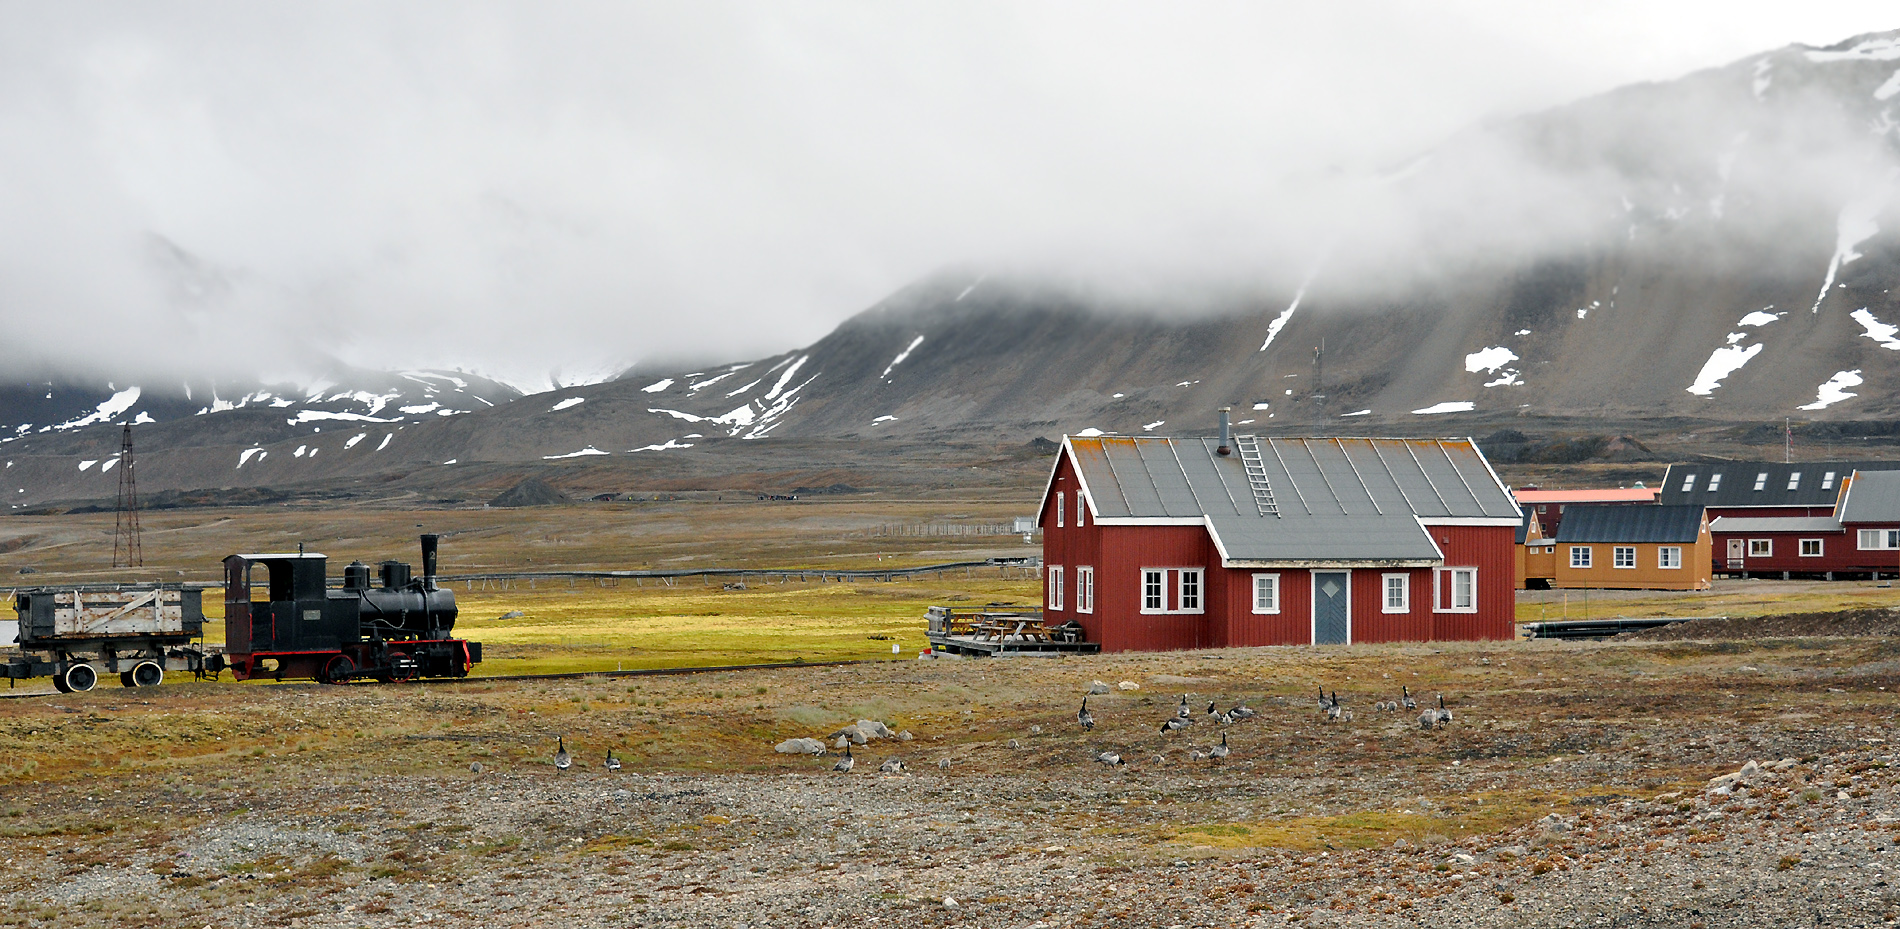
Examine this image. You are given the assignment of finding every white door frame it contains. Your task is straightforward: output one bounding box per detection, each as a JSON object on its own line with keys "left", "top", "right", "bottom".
{"left": 1309, "top": 568, "right": 1352, "bottom": 645}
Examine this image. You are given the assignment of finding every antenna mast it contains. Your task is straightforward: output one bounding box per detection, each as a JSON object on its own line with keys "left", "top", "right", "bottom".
{"left": 113, "top": 423, "right": 143, "bottom": 568}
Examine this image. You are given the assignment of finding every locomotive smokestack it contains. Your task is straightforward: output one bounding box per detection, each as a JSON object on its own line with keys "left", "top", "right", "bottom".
{"left": 1216, "top": 407, "right": 1232, "bottom": 456}
{"left": 420, "top": 534, "right": 439, "bottom": 588}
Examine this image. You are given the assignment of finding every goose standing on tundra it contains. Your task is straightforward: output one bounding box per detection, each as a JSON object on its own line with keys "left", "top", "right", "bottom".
{"left": 1209, "top": 733, "right": 1231, "bottom": 759}
{"left": 1078, "top": 697, "right": 1095, "bottom": 731}
{"left": 833, "top": 745, "right": 855, "bottom": 773}
{"left": 604, "top": 748, "right": 621, "bottom": 772}
{"left": 553, "top": 736, "right": 572, "bottom": 770}
{"left": 1178, "top": 695, "right": 1192, "bottom": 718}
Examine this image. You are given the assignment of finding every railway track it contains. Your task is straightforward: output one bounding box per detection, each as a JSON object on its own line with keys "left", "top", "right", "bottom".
{"left": 0, "top": 656, "right": 903, "bottom": 698}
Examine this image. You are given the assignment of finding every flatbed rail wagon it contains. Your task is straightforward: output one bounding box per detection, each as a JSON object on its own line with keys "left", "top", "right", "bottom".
{"left": 5, "top": 586, "right": 220, "bottom": 692}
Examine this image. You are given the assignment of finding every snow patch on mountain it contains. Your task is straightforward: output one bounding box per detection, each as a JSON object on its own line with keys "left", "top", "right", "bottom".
{"left": 632, "top": 439, "right": 694, "bottom": 452}
{"left": 550, "top": 398, "right": 585, "bottom": 412}
{"left": 1799, "top": 370, "right": 1863, "bottom": 410}
{"left": 641, "top": 378, "right": 675, "bottom": 393}
{"left": 881, "top": 336, "right": 925, "bottom": 381}
{"left": 1805, "top": 36, "right": 1900, "bottom": 63}
{"left": 1852, "top": 307, "right": 1900, "bottom": 349}
{"left": 54, "top": 387, "right": 140, "bottom": 431}
{"left": 542, "top": 446, "right": 609, "bottom": 459}
{"left": 1878, "top": 68, "right": 1900, "bottom": 101}
{"left": 1412, "top": 401, "right": 1475, "bottom": 414}
{"left": 1813, "top": 171, "right": 1899, "bottom": 312}
{"left": 1687, "top": 343, "right": 1763, "bottom": 396}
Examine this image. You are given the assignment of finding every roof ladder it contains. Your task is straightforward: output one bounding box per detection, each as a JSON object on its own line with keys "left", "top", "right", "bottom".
{"left": 1234, "top": 435, "right": 1280, "bottom": 518}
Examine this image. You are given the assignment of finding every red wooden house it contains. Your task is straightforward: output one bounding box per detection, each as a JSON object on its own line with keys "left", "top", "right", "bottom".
{"left": 1707, "top": 469, "right": 1900, "bottom": 579}
{"left": 1657, "top": 460, "right": 1900, "bottom": 572}
{"left": 1038, "top": 432, "right": 1522, "bottom": 650}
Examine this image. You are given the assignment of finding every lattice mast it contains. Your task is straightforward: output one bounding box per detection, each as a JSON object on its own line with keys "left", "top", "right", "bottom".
{"left": 113, "top": 423, "right": 142, "bottom": 568}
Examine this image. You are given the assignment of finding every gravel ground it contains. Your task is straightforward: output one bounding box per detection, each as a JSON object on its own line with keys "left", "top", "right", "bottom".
{"left": 2, "top": 633, "right": 1897, "bottom": 927}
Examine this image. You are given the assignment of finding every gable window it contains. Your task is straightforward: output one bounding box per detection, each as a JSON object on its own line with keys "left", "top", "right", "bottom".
{"left": 1658, "top": 547, "right": 1682, "bottom": 569}
{"left": 1434, "top": 567, "right": 1477, "bottom": 613}
{"left": 1753, "top": 472, "right": 1768, "bottom": 491}
{"left": 1748, "top": 539, "right": 1772, "bottom": 557}
{"left": 1076, "top": 566, "right": 1095, "bottom": 613}
{"left": 1680, "top": 474, "right": 1696, "bottom": 492}
{"left": 1075, "top": 495, "right": 1085, "bottom": 527}
{"left": 1140, "top": 568, "right": 1204, "bottom": 614}
{"left": 1055, "top": 492, "right": 1064, "bottom": 528}
{"left": 1047, "top": 565, "right": 1063, "bottom": 610}
{"left": 1859, "top": 529, "right": 1900, "bottom": 550}
{"left": 1707, "top": 473, "right": 1722, "bottom": 491}
{"left": 1787, "top": 472, "right": 1802, "bottom": 491}
{"left": 1251, "top": 574, "right": 1280, "bottom": 614}
{"left": 1570, "top": 546, "right": 1593, "bottom": 569}
{"left": 1383, "top": 574, "right": 1409, "bottom": 613}
{"left": 1823, "top": 471, "right": 1837, "bottom": 490}
{"left": 1613, "top": 546, "right": 1636, "bottom": 568}
{"left": 1800, "top": 539, "right": 1823, "bottom": 557}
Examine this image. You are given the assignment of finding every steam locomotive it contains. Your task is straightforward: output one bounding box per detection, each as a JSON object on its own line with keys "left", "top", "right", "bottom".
{"left": 222, "top": 534, "right": 480, "bottom": 683}
{"left": 7, "top": 534, "right": 479, "bottom": 690}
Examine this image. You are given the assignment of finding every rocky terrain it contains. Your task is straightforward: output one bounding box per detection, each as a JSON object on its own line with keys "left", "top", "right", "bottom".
{"left": 2, "top": 623, "right": 1895, "bottom": 928}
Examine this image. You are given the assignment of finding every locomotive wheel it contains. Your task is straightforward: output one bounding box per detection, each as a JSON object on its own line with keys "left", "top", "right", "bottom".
{"left": 381, "top": 652, "right": 420, "bottom": 683}
{"left": 62, "top": 663, "right": 98, "bottom": 693}
{"left": 320, "top": 654, "right": 356, "bottom": 685}
{"left": 130, "top": 661, "right": 164, "bottom": 687}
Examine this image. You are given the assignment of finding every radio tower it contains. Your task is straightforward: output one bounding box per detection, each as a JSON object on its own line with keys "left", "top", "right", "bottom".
{"left": 113, "top": 423, "right": 142, "bottom": 568}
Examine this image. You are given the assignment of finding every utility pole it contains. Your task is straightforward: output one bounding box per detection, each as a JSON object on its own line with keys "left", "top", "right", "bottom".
{"left": 1785, "top": 418, "right": 1792, "bottom": 463}
{"left": 113, "top": 423, "right": 142, "bottom": 568}
{"left": 1312, "top": 338, "right": 1325, "bottom": 399}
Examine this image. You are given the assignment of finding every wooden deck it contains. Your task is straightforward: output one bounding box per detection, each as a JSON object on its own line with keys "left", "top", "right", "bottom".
{"left": 923, "top": 604, "right": 1101, "bottom": 657}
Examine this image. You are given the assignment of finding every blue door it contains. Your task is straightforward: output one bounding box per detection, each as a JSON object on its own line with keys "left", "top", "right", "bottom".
{"left": 1313, "top": 571, "right": 1349, "bottom": 644}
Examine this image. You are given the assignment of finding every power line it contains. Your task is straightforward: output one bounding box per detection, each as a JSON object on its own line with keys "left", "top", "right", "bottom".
{"left": 113, "top": 423, "right": 142, "bottom": 568}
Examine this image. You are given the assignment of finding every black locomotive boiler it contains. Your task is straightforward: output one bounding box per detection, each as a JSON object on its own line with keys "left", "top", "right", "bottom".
{"left": 223, "top": 534, "right": 480, "bottom": 683}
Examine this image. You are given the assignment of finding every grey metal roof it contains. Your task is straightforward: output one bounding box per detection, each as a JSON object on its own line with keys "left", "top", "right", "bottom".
{"left": 1555, "top": 504, "right": 1706, "bottom": 543}
{"left": 1835, "top": 470, "right": 1900, "bottom": 523}
{"left": 1063, "top": 436, "right": 1519, "bottom": 564}
{"left": 1707, "top": 516, "right": 1843, "bottom": 533}
{"left": 1655, "top": 460, "right": 1900, "bottom": 509}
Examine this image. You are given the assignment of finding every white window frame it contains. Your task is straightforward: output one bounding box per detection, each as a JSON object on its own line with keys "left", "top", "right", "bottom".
{"left": 1822, "top": 471, "right": 1837, "bottom": 490}
{"left": 1140, "top": 567, "right": 1205, "bottom": 615}
{"left": 1658, "top": 546, "right": 1682, "bottom": 569}
{"left": 1178, "top": 568, "right": 1202, "bottom": 613}
{"left": 1798, "top": 539, "right": 1823, "bottom": 557}
{"left": 1142, "top": 569, "right": 1164, "bottom": 611}
{"left": 1787, "top": 472, "right": 1802, "bottom": 491}
{"left": 1707, "top": 473, "right": 1722, "bottom": 492}
{"left": 1748, "top": 539, "right": 1772, "bottom": 557}
{"left": 1859, "top": 529, "right": 1900, "bottom": 550}
{"left": 1075, "top": 495, "right": 1085, "bottom": 528}
{"left": 1055, "top": 492, "right": 1064, "bottom": 528}
{"left": 1382, "top": 573, "right": 1409, "bottom": 613}
{"left": 1433, "top": 567, "right": 1478, "bottom": 613}
{"left": 1047, "top": 565, "right": 1063, "bottom": 610}
{"left": 1680, "top": 474, "right": 1696, "bottom": 492}
{"left": 1753, "top": 472, "right": 1769, "bottom": 491}
{"left": 1613, "top": 546, "right": 1636, "bottom": 569}
{"left": 1251, "top": 573, "right": 1280, "bottom": 614}
{"left": 1075, "top": 566, "right": 1094, "bottom": 613}
{"left": 1569, "top": 546, "right": 1592, "bottom": 569}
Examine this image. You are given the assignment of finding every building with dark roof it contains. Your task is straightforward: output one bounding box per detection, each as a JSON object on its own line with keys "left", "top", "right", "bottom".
{"left": 1656, "top": 461, "right": 1900, "bottom": 517}
{"left": 1541, "top": 504, "right": 1712, "bottom": 590}
{"left": 1513, "top": 487, "right": 1658, "bottom": 538}
{"left": 1039, "top": 434, "right": 1522, "bottom": 650}
{"left": 1707, "top": 470, "right": 1900, "bottom": 578}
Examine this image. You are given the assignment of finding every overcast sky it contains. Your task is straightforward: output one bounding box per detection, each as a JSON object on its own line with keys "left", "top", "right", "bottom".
{"left": 0, "top": 2, "right": 1894, "bottom": 392}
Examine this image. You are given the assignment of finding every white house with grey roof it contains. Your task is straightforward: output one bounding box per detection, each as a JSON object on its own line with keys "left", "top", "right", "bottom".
{"left": 1038, "top": 433, "right": 1522, "bottom": 651}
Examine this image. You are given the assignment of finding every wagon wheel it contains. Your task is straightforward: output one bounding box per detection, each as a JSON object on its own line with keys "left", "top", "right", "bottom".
{"left": 61, "top": 663, "right": 98, "bottom": 693}
{"left": 130, "top": 660, "right": 164, "bottom": 687}
{"left": 320, "top": 654, "right": 356, "bottom": 685}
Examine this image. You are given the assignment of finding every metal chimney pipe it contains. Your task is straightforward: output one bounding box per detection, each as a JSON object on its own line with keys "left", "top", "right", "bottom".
{"left": 1216, "top": 406, "right": 1233, "bottom": 456}
{"left": 420, "top": 533, "right": 439, "bottom": 589}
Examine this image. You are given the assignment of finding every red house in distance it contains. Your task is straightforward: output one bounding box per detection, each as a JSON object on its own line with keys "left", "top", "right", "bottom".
{"left": 1037, "top": 425, "right": 1522, "bottom": 651}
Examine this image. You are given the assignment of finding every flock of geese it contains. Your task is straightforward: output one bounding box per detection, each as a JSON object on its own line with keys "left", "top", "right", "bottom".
{"left": 538, "top": 683, "right": 1457, "bottom": 774}
{"left": 1091, "top": 683, "right": 1456, "bottom": 767}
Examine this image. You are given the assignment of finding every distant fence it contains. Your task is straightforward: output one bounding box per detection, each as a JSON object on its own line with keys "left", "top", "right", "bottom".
{"left": 869, "top": 522, "right": 1022, "bottom": 537}
{"left": 440, "top": 558, "right": 1043, "bottom": 590}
